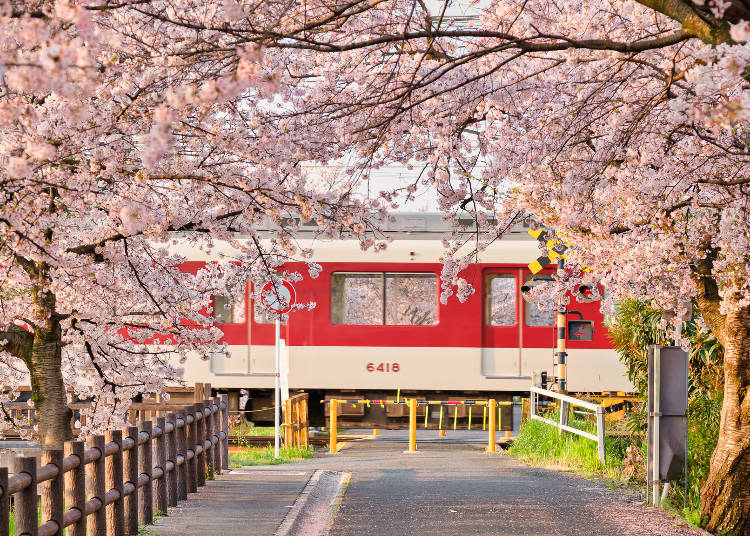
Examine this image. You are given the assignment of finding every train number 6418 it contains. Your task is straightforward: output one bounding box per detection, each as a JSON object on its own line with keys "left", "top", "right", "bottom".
{"left": 366, "top": 362, "right": 400, "bottom": 373}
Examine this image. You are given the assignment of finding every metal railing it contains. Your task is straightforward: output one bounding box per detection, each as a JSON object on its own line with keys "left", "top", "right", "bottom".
{"left": 530, "top": 386, "right": 606, "bottom": 462}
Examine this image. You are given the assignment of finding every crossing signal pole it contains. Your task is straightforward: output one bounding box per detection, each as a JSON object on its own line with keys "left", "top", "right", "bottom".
{"left": 555, "top": 257, "right": 567, "bottom": 394}
{"left": 527, "top": 228, "right": 570, "bottom": 394}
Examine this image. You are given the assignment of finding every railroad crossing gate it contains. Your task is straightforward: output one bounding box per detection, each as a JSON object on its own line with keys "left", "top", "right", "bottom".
{"left": 527, "top": 228, "right": 569, "bottom": 274}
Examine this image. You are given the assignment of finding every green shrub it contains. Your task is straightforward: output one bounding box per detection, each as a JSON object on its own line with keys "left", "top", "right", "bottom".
{"left": 666, "top": 392, "right": 722, "bottom": 516}
{"left": 606, "top": 298, "right": 723, "bottom": 524}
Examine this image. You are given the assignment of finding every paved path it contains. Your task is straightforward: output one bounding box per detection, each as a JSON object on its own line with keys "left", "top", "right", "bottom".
{"left": 148, "top": 468, "right": 311, "bottom": 536}
{"left": 147, "top": 437, "right": 705, "bottom": 536}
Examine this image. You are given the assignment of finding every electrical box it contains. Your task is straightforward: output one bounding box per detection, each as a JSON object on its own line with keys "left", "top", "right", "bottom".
{"left": 568, "top": 320, "right": 594, "bottom": 341}
{"left": 647, "top": 346, "right": 688, "bottom": 500}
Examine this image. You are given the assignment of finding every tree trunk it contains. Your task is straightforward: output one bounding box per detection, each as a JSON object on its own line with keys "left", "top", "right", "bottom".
{"left": 700, "top": 302, "right": 750, "bottom": 535}
{"left": 29, "top": 325, "right": 72, "bottom": 450}
{"left": 27, "top": 284, "right": 73, "bottom": 450}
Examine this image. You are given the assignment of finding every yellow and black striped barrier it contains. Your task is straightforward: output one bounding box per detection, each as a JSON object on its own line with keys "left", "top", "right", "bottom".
{"left": 323, "top": 398, "right": 514, "bottom": 454}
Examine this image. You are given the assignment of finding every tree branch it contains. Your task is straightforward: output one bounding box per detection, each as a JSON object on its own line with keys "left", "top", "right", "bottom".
{"left": 636, "top": 0, "right": 734, "bottom": 45}
{"left": 0, "top": 325, "right": 33, "bottom": 362}
{"left": 690, "top": 248, "right": 728, "bottom": 346}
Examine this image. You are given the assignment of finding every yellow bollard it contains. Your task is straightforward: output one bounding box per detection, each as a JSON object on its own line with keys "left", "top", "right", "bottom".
{"left": 329, "top": 399, "right": 338, "bottom": 453}
{"left": 487, "top": 399, "right": 497, "bottom": 453}
{"left": 408, "top": 398, "right": 417, "bottom": 452}
{"left": 373, "top": 428, "right": 379, "bottom": 437}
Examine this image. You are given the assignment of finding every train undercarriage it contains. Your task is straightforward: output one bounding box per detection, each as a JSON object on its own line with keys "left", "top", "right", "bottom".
{"left": 186, "top": 389, "right": 518, "bottom": 430}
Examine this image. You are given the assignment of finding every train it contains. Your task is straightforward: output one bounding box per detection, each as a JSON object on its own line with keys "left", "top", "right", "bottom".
{"left": 168, "top": 213, "right": 633, "bottom": 427}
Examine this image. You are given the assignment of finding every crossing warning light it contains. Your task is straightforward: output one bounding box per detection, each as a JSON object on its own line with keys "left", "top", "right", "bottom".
{"left": 573, "top": 284, "right": 597, "bottom": 303}
{"left": 520, "top": 279, "right": 540, "bottom": 302}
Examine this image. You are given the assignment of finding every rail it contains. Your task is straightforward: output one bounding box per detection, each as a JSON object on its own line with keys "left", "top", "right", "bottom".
{"left": 0, "top": 394, "right": 229, "bottom": 536}
{"left": 529, "top": 386, "right": 606, "bottom": 462}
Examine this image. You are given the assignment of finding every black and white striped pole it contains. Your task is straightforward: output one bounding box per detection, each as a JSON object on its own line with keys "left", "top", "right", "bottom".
{"left": 555, "top": 256, "right": 568, "bottom": 394}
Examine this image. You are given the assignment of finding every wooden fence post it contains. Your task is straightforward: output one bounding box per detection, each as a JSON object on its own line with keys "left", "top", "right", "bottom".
{"left": 155, "top": 417, "right": 168, "bottom": 514}
{"left": 65, "top": 441, "right": 86, "bottom": 536}
{"left": 301, "top": 395, "right": 309, "bottom": 449}
{"left": 87, "top": 435, "right": 106, "bottom": 536}
{"left": 13, "top": 456, "right": 37, "bottom": 536}
{"left": 175, "top": 410, "right": 188, "bottom": 500}
{"left": 212, "top": 398, "right": 221, "bottom": 475}
{"left": 0, "top": 467, "right": 8, "bottom": 536}
{"left": 220, "top": 394, "right": 229, "bottom": 471}
{"left": 138, "top": 421, "right": 153, "bottom": 525}
{"left": 105, "top": 430, "right": 125, "bottom": 536}
{"left": 166, "top": 413, "right": 177, "bottom": 508}
{"left": 284, "top": 398, "right": 292, "bottom": 447}
{"left": 187, "top": 407, "right": 198, "bottom": 494}
{"left": 204, "top": 401, "right": 214, "bottom": 480}
{"left": 41, "top": 450, "right": 64, "bottom": 536}
{"left": 296, "top": 398, "right": 303, "bottom": 447}
{"left": 122, "top": 426, "right": 139, "bottom": 536}
{"left": 194, "top": 403, "right": 206, "bottom": 487}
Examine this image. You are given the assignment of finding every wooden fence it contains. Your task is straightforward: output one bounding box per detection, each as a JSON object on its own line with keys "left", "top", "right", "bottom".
{"left": 0, "top": 394, "right": 228, "bottom": 536}
{"left": 282, "top": 393, "right": 309, "bottom": 449}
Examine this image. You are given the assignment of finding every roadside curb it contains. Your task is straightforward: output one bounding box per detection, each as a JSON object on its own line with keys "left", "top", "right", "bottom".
{"left": 275, "top": 470, "right": 351, "bottom": 536}
{"left": 275, "top": 470, "right": 321, "bottom": 536}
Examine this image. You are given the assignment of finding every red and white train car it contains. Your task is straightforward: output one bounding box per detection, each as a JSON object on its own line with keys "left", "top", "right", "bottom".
{"left": 171, "top": 214, "right": 632, "bottom": 425}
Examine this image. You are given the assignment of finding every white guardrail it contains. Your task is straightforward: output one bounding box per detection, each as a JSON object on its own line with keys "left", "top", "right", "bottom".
{"left": 530, "top": 386, "right": 606, "bottom": 463}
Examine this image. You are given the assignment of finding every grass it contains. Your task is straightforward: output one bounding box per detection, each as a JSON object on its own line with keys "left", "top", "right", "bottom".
{"left": 509, "top": 408, "right": 717, "bottom": 530}
{"left": 509, "top": 412, "right": 634, "bottom": 483}
{"left": 228, "top": 444, "right": 314, "bottom": 468}
{"left": 230, "top": 423, "right": 277, "bottom": 436}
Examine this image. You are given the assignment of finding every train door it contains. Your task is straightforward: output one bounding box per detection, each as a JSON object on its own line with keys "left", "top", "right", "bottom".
{"left": 248, "top": 291, "right": 276, "bottom": 374}
{"left": 520, "top": 273, "right": 556, "bottom": 377}
{"left": 481, "top": 269, "right": 521, "bottom": 377}
{"left": 209, "top": 287, "right": 250, "bottom": 374}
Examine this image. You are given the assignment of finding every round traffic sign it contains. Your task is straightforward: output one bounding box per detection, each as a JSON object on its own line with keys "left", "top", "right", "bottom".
{"left": 260, "top": 279, "right": 296, "bottom": 314}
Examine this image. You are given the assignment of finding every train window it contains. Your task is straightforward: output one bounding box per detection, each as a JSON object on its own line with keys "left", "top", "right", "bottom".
{"left": 524, "top": 274, "right": 555, "bottom": 326}
{"left": 385, "top": 273, "right": 437, "bottom": 325}
{"left": 330, "top": 272, "right": 438, "bottom": 325}
{"left": 331, "top": 273, "right": 384, "bottom": 325}
{"left": 486, "top": 274, "right": 516, "bottom": 326}
{"left": 213, "top": 294, "right": 246, "bottom": 324}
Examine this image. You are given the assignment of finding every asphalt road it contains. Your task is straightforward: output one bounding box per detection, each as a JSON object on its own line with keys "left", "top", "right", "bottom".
{"left": 290, "top": 438, "right": 704, "bottom": 536}
{"left": 147, "top": 435, "right": 704, "bottom": 536}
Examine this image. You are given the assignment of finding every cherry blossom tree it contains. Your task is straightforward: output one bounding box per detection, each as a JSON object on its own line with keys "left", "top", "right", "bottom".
{"left": 0, "top": 1, "right": 385, "bottom": 449}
